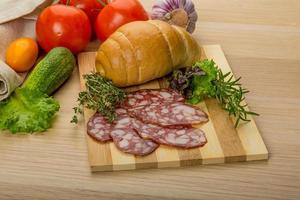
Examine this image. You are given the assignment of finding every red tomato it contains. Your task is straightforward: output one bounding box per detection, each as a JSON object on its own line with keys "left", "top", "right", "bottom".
{"left": 95, "top": 0, "right": 149, "bottom": 41}
{"left": 59, "top": 0, "right": 106, "bottom": 27}
{"left": 36, "top": 4, "right": 91, "bottom": 54}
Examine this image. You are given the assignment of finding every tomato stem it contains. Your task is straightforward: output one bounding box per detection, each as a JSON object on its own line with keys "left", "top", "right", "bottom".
{"left": 97, "top": 0, "right": 108, "bottom": 7}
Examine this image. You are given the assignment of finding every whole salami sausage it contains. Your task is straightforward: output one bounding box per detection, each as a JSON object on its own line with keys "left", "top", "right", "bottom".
{"left": 128, "top": 102, "right": 209, "bottom": 127}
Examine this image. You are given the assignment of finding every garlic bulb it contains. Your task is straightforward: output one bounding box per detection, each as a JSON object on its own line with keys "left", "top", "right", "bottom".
{"left": 151, "top": 0, "right": 198, "bottom": 33}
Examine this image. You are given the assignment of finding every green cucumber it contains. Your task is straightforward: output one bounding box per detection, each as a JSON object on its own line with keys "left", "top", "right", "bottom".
{"left": 22, "top": 47, "right": 76, "bottom": 95}
{"left": 0, "top": 47, "right": 76, "bottom": 133}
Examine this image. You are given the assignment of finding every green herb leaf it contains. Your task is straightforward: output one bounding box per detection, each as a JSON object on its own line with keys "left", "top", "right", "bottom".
{"left": 169, "top": 59, "right": 259, "bottom": 127}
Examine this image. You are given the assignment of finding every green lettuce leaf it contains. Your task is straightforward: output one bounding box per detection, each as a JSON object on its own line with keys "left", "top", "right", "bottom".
{"left": 0, "top": 88, "right": 59, "bottom": 133}
{"left": 188, "top": 60, "right": 218, "bottom": 104}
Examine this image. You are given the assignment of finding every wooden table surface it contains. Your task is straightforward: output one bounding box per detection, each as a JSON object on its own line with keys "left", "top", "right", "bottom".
{"left": 0, "top": 0, "right": 300, "bottom": 199}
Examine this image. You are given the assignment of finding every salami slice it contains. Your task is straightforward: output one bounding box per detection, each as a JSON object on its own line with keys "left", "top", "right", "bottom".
{"left": 112, "top": 114, "right": 159, "bottom": 156}
{"left": 122, "top": 89, "right": 184, "bottom": 108}
{"left": 128, "top": 102, "right": 209, "bottom": 127}
{"left": 110, "top": 115, "right": 159, "bottom": 156}
{"left": 132, "top": 118, "right": 207, "bottom": 149}
{"left": 87, "top": 113, "right": 112, "bottom": 142}
{"left": 110, "top": 125, "right": 159, "bottom": 156}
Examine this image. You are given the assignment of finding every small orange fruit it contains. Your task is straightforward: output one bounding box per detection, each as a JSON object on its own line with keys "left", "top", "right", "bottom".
{"left": 5, "top": 37, "right": 39, "bottom": 72}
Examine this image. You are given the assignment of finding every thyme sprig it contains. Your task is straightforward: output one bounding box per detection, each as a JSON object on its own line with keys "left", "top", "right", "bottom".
{"left": 71, "top": 72, "right": 126, "bottom": 124}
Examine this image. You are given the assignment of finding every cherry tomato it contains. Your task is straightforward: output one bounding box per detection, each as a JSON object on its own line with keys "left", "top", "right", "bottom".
{"left": 95, "top": 0, "right": 149, "bottom": 41}
{"left": 36, "top": 4, "right": 91, "bottom": 54}
{"left": 59, "top": 0, "right": 106, "bottom": 27}
{"left": 5, "top": 37, "right": 38, "bottom": 72}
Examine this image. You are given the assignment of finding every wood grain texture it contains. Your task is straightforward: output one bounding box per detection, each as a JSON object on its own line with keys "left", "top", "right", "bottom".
{"left": 0, "top": 0, "right": 300, "bottom": 199}
{"left": 78, "top": 45, "right": 268, "bottom": 171}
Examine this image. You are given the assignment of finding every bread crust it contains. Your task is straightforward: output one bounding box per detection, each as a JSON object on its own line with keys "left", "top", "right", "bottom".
{"left": 95, "top": 20, "right": 200, "bottom": 87}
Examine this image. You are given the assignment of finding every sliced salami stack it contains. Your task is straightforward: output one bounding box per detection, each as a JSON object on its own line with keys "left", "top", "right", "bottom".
{"left": 87, "top": 89, "right": 209, "bottom": 156}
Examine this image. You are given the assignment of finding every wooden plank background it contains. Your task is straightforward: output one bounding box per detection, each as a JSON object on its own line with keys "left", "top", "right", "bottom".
{"left": 0, "top": 0, "right": 299, "bottom": 199}
{"left": 77, "top": 45, "right": 268, "bottom": 172}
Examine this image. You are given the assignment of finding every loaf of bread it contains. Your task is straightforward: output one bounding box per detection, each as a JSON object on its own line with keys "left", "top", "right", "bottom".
{"left": 95, "top": 20, "right": 200, "bottom": 87}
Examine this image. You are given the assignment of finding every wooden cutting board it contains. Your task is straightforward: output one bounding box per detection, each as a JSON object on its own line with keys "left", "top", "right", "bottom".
{"left": 77, "top": 45, "right": 268, "bottom": 172}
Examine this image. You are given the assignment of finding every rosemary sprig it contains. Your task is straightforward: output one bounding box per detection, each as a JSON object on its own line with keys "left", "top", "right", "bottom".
{"left": 71, "top": 72, "right": 126, "bottom": 124}
{"left": 213, "top": 69, "right": 259, "bottom": 127}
